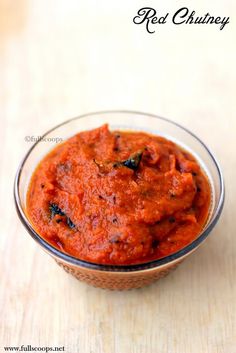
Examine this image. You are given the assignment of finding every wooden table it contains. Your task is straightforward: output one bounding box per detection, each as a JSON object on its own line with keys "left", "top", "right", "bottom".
{"left": 0, "top": 1, "right": 235, "bottom": 352}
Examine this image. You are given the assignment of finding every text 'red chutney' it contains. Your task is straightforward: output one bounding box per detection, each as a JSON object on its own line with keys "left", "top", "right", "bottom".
{"left": 27, "top": 124, "right": 211, "bottom": 265}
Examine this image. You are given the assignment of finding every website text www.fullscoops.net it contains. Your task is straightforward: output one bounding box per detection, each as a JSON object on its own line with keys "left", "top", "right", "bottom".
{"left": 3, "top": 345, "right": 65, "bottom": 352}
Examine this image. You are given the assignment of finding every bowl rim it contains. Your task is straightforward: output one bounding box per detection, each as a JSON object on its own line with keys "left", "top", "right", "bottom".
{"left": 14, "top": 110, "right": 225, "bottom": 272}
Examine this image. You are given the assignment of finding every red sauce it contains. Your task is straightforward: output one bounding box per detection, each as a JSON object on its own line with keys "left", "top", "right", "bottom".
{"left": 27, "top": 124, "right": 211, "bottom": 265}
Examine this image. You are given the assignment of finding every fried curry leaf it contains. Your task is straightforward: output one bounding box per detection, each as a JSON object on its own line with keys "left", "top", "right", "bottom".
{"left": 66, "top": 217, "right": 76, "bottom": 229}
{"left": 121, "top": 151, "right": 143, "bottom": 170}
{"left": 49, "top": 203, "right": 65, "bottom": 218}
{"left": 49, "top": 203, "right": 76, "bottom": 230}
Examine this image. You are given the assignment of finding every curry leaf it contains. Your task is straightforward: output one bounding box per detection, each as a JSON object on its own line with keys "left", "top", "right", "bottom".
{"left": 49, "top": 203, "right": 76, "bottom": 230}
{"left": 122, "top": 151, "right": 143, "bottom": 170}
{"left": 49, "top": 203, "right": 65, "bottom": 218}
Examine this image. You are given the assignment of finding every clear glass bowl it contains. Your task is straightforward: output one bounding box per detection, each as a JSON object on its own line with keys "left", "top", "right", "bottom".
{"left": 14, "top": 111, "right": 225, "bottom": 289}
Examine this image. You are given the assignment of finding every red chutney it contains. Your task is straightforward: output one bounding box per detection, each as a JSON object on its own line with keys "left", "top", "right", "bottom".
{"left": 27, "top": 124, "right": 211, "bottom": 265}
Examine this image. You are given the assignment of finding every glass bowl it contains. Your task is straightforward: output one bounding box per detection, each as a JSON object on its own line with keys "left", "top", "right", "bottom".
{"left": 14, "top": 111, "right": 225, "bottom": 290}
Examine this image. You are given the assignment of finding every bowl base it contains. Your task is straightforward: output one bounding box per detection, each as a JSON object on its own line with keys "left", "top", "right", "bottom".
{"left": 55, "top": 259, "right": 182, "bottom": 290}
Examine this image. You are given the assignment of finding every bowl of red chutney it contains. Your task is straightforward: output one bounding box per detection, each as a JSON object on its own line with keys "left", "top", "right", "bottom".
{"left": 14, "top": 111, "right": 224, "bottom": 289}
